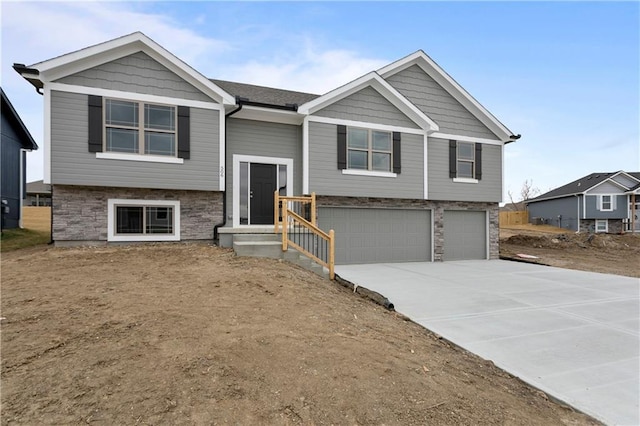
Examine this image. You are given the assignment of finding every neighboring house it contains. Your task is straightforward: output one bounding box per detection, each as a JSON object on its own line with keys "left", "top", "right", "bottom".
{"left": 26, "top": 180, "right": 52, "bottom": 206}
{"left": 1, "top": 88, "right": 38, "bottom": 230}
{"left": 526, "top": 171, "right": 640, "bottom": 233}
{"left": 14, "top": 32, "right": 519, "bottom": 263}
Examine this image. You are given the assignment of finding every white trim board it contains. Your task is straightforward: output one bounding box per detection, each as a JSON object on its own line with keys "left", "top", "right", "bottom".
{"left": 107, "top": 198, "right": 181, "bottom": 242}
{"left": 47, "top": 82, "right": 222, "bottom": 111}
{"left": 430, "top": 132, "right": 503, "bottom": 146}
{"left": 306, "top": 115, "right": 426, "bottom": 135}
{"left": 232, "top": 154, "right": 294, "bottom": 228}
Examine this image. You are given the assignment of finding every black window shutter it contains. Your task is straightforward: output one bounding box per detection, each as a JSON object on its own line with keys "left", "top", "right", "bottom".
{"left": 337, "top": 125, "right": 347, "bottom": 170}
{"left": 392, "top": 132, "right": 401, "bottom": 174}
{"left": 88, "top": 95, "right": 103, "bottom": 152}
{"left": 177, "top": 106, "right": 190, "bottom": 159}
{"left": 475, "top": 143, "right": 482, "bottom": 180}
{"left": 449, "top": 140, "right": 457, "bottom": 178}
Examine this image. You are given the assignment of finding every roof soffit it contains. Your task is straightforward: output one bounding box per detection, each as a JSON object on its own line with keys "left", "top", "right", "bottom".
{"left": 30, "top": 32, "right": 235, "bottom": 105}
{"left": 378, "top": 51, "right": 513, "bottom": 141}
{"left": 298, "top": 72, "right": 439, "bottom": 132}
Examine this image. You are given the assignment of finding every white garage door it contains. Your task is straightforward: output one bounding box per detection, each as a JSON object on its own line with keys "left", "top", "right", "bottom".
{"left": 443, "top": 210, "right": 487, "bottom": 260}
{"left": 317, "top": 207, "right": 431, "bottom": 265}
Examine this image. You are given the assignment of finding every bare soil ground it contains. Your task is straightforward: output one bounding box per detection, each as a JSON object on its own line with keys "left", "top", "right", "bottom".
{"left": 500, "top": 224, "right": 640, "bottom": 278}
{"left": 2, "top": 244, "right": 599, "bottom": 425}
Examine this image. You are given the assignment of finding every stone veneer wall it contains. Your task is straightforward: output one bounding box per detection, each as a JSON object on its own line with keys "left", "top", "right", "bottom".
{"left": 316, "top": 196, "right": 499, "bottom": 261}
{"left": 579, "top": 218, "right": 625, "bottom": 234}
{"left": 52, "top": 185, "right": 223, "bottom": 244}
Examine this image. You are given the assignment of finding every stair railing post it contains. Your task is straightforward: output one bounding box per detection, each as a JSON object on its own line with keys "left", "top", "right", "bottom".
{"left": 282, "top": 205, "right": 288, "bottom": 251}
{"left": 329, "top": 229, "right": 335, "bottom": 280}
{"left": 311, "top": 192, "right": 317, "bottom": 226}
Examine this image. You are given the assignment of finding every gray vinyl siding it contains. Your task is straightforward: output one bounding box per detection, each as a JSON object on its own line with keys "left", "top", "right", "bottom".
{"left": 50, "top": 90, "right": 220, "bottom": 190}
{"left": 56, "top": 52, "right": 212, "bottom": 103}
{"left": 586, "top": 181, "right": 626, "bottom": 195}
{"left": 585, "top": 194, "right": 627, "bottom": 219}
{"left": 427, "top": 137, "right": 501, "bottom": 202}
{"left": 308, "top": 121, "right": 423, "bottom": 199}
{"left": 386, "top": 65, "right": 498, "bottom": 139}
{"left": 611, "top": 174, "right": 638, "bottom": 189}
{"left": 313, "top": 87, "right": 419, "bottom": 129}
{"left": 527, "top": 197, "right": 580, "bottom": 231}
{"left": 226, "top": 118, "right": 302, "bottom": 210}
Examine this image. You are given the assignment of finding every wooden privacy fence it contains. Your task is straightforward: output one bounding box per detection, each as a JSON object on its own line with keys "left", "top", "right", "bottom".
{"left": 499, "top": 211, "right": 529, "bottom": 226}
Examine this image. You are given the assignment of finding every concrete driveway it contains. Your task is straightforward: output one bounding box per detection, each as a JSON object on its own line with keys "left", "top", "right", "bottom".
{"left": 336, "top": 260, "right": 639, "bottom": 426}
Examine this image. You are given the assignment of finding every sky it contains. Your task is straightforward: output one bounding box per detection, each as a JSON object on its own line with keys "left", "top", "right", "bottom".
{"left": 1, "top": 1, "right": 638, "bottom": 202}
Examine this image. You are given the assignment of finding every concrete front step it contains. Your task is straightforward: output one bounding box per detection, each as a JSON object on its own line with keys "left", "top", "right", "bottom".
{"left": 232, "top": 234, "right": 329, "bottom": 279}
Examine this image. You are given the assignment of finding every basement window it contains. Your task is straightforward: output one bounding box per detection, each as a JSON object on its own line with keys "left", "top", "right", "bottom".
{"left": 107, "top": 199, "right": 180, "bottom": 242}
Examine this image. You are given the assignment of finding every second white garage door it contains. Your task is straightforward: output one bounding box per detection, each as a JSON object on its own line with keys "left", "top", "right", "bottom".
{"left": 317, "top": 207, "right": 432, "bottom": 265}
{"left": 443, "top": 210, "right": 487, "bottom": 260}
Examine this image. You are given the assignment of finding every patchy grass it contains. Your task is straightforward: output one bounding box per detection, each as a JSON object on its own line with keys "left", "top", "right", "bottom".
{"left": 1, "top": 228, "right": 50, "bottom": 252}
{"left": 1, "top": 207, "right": 51, "bottom": 252}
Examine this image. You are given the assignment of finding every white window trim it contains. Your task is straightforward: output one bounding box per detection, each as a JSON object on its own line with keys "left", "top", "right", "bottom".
{"left": 599, "top": 195, "right": 614, "bottom": 211}
{"left": 595, "top": 219, "right": 608, "bottom": 233}
{"left": 347, "top": 127, "right": 393, "bottom": 173}
{"left": 342, "top": 169, "right": 397, "bottom": 178}
{"left": 96, "top": 152, "right": 184, "bottom": 164}
{"left": 232, "top": 154, "right": 294, "bottom": 228}
{"left": 453, "top": 177, "right": 479, "bottom": 184}
{"left": 104, "top": 98, "right": 178, "bottom": 158}
{"left": 107, "top": 199, "right": 180, "bottom": 242}
{"left": 456, "top": 141, "right": 476, "bottom": 180}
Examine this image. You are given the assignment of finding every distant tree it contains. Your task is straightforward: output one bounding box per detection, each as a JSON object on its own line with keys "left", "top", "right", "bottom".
{"left": 507, "top": 179, "right": 541, "bottom": 209}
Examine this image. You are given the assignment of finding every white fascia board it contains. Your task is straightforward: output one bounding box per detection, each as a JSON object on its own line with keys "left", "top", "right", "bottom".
{"left": 47, "top": 83, "right": 222, "bottom": 111}
{"left": 298, "top": 72, "right": 438, "bottom": 132}
{"left": 231, "top": 106, "right": 304, "bottom": 125}
{"left": 378, "top": 50, "right": 514, "bottom": 142}
{"left": 610, "top": 170, "right": 640, "bottom": 186}
{"left": 430, "top": 132, "right": 503, "bottom": 146}
{"left": 33, "top": 32, "right": 235, "bottom": 105}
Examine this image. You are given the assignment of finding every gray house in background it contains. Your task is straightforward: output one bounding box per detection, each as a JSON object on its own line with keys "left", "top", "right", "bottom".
{"left": 1, "top": 88, "right": 38, "bottom": 230}
{"left": 26, "top": 180, "right": 52, "bottom": 206}
{"left": 526, "top": 171, "right": 640, "bottom": 233}
{"left": 14, "top": 32, "right": 519, "bottom": 263}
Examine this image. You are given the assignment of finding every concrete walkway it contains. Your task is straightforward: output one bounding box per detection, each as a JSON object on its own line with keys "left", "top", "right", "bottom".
{"left": 336, "top": 260, "right": 639, "bottom": 426}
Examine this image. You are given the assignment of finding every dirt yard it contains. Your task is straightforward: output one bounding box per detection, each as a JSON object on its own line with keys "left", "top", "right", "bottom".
{"left": 1, "top": 242, "right": 600, "bottom": 425}
{"left": 500, "top": 224, "right": 640, "bottom": 278}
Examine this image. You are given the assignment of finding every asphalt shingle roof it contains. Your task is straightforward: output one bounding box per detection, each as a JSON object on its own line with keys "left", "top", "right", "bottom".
{"left": 527, "top": 171, "right": 640, "bottom": 203}
{"left": 210, "top": 79, "right": 319, "bottom": 107}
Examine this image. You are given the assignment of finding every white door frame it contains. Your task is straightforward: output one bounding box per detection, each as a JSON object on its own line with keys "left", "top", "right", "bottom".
{"left": 232, "top": 154, "right": 294, "bottom": 228}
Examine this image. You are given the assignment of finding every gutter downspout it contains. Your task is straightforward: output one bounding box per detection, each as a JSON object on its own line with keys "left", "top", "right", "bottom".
{"left": 213, "top": 100, "right": 243, "bottom": 245}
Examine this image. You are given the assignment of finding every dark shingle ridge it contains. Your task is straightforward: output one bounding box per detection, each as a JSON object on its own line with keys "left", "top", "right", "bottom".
{"left": 527, "top": 171, "right": 640, "bottom": 203}
{"left": 210, "top": 79, "right": 319, "bottom": 107}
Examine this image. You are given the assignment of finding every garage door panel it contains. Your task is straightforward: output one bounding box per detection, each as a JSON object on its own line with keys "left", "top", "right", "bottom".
{"left": 318, "top": 207, "right": 431, "bottom": 265}
{"left": 443, "top": 210, "right": 486, "bottom": 261}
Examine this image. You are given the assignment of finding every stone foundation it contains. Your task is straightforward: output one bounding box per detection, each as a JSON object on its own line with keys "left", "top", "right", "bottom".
{"left": 52, "top": 185, "right": 223, "bottom": 244}
{"left": 316, "top": 196, "right": 499, "bottom": 261}
{"left": 579, "top": 218, "right": 625, "bottom": 234}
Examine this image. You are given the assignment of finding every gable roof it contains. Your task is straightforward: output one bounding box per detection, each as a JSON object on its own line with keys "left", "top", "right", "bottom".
{"left": 298, "top": 72, "right": 439, "bottom": 131}
{"left": 15, "top": 32, "right": 235, "bottom": 105}
{"left": 526, "top": 171, "right": 640, "bottom": 203}
{"left": 211, "top": 79, "right": 319, "bottom": 107}
{"left": 1, "top": 88, "right": 38, "bottom": 150}
{"left": 378, "top": 50, "right": 517, "bottom": 142}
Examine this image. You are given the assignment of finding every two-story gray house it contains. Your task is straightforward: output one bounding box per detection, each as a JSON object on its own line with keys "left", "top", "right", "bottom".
{"left": 526, "top": 171, "right": 640, "bottom": 234}
{"left": 14, "top": 32, "right": 519, "bottom": 263}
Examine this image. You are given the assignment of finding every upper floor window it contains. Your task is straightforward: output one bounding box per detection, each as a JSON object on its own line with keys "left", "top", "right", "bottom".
{"left": 449, "top": 140, "right": 482, "bottom": 182}
{"left": 600, "top": 195, "right": 613, "bottom": 211}
{"left": 347, "top": 128, "right": 392, "bottom": 172}
{"left": 105, "top": 99, "right": 176, "bottom": 156}
{"left": 456, "top": 142, "right": 475, "bottom": 179}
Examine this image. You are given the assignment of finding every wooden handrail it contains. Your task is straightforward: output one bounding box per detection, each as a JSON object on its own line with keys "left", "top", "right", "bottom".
{"left": 275, "top": 191, "right": 335, "bottom": 280}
